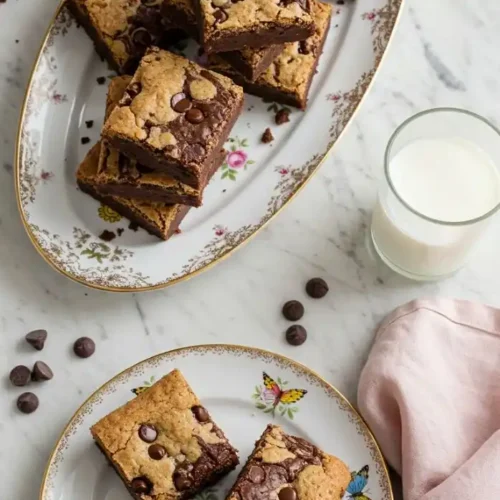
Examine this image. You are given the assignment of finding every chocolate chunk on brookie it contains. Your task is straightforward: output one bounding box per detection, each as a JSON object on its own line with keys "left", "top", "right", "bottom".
{"left": 91, "top": 369, "right": 239, "bottom": 500}
{"left": 226, "top": 425, "right": 350, "bottom": 500}
{"left": 102, "top": 48, "right": 244, "bottom": 189}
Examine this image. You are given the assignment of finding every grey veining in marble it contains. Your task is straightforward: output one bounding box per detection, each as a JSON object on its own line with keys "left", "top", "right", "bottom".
{"left": 1, "top": 1, "right": 500, "bottom": 498}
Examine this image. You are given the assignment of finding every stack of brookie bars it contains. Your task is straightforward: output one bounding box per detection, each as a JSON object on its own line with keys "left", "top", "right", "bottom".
{"left": 69, "top": 0, "right": 333, "bottom": 240}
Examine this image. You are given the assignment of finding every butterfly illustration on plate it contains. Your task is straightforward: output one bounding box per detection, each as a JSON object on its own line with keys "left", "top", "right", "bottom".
{"left": 252, "top": 372, "right": 307, "bottom": 419}
{"left": 131, "top": 375, "right": 156, "bottom": 396}
{"left": 346, "top": 465, "right": 371, "bottom": 500}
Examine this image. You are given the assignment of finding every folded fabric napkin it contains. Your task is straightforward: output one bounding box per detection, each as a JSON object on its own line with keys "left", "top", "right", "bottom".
{"left": 358, "top": 298, "right": 500, "bottom": 500}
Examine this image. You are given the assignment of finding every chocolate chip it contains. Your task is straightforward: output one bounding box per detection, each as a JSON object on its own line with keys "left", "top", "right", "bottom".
{"left": 129, "top": 221, "right": 139, "bottom": 231}
{"left": 117, "top": 228, "right": 124, "bottom": 236}
{"left": 131, "top": 27, "right": 152, "bottom": 47}
{"left": 279, "top": 487, "right": 297, "bottom": 500}
{"left": 192, "top": 405, "right": 209, "bottom": 422}
{"left": 85, "top": 120, "right": 94, "bottom": 129}
{"left": 298, "top": 40, "right": 311, "bottom": 55}
{"left": 73, "top": 337, "right": 95, "bottom": 358}
{"left": 213, "top": 9, "right": 228, "bottom": 24}
{"left": 81, "top": 137, "right": 90, "bottom": 145}
{"left": 282, "top": 300, "right": 304, "bottom": 321}
{"left": 17, "top": 392, "right": 39, "bottom": 414}
{"left": 127, "top": 82, "right": 142, "bottom": 99}
{"left": 171, "top": 93, "right": 192, "bottom": 113}
{"left": 96, "top": 76, "right": 106, "bottom": 85}
{"left": 173, "top": 471, "right": 192, "bottom": 491}
{"left": 261, "top": 128, "right": 274, "bottom": 143}
{"left": 9, "top": 365, "right": 31, "bottom": 387}
{"left": 286, "top": 325, "right": 307, "bottom": 346}
{"left": 148, "top": 444, "right": 166, "bottom": 460}
{"left": 248, "top": 465, "right": 265, "bottom": 483}
{"left": 139, "top": 424, "right": 157, "bottom": 443}
{"left": 32, "top": 361, "right": 53, "bottom": 381}
{"left": 99, "top": 230, "right": 116, "bottom": 242}
{"left": 275, "top": 108, "right": 290, "bottom": 125}
{"left": 131, "top": 477, "right": 152, "bottom": 494}
{"left": 305, "top": 277, "right": 329, "bottom": 298}
{"left": 25, "top": 329, "right": 47, "bottom": 350}
{"left": 185, "top": 108, "right": 204, "bottom": 124}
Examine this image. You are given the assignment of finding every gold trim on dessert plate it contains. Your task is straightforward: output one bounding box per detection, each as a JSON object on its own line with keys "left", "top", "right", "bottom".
{"left": 38, "top": 344, "right": 394, "bottom": 500}
{"left": 15, "top": 0, "right": 406, "bottom": 292}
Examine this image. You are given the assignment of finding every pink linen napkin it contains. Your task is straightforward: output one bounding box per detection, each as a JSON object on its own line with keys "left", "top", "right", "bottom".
{"left": 358, "top": 298, "right": 500, "bottom": 500}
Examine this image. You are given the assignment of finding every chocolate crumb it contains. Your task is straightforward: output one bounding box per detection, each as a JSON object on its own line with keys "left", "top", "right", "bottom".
{"left": 96, "top": 76, "right": 106, "bottom": 85}
{"left": 129, "top": 222, "right": 139, "bottom": 232}
{"left": 15, "top": 39, "right": 19, "bottom": 43}
{"left": 275, "top": 109, "right": 290, "bottom": 125}
{"left": 81, "top": 137, "right": 90, "bottom": 145}
{"left": 261, "top": 128, "right": 274, "bottom": 144}
{"left": 85, "top": 120, "right": 94, "bottom": 128}
{"left": 337, "top": 0, "right": 344, "bottom": 4}
{"left": 175, "top": 228, "right": 182, "bottom": 234}
{"left": 99, "top": 230, "right": 116, "bottom": 242}
{"left": 117, "top": 228, "right": 124, "bottom": 236}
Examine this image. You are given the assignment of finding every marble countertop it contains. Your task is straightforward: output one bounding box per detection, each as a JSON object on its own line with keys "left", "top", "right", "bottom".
{"left": 2, "top": 0, "right": 500, "bottom": 497}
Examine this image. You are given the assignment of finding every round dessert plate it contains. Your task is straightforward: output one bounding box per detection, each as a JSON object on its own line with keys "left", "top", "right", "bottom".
{"left": 40, "top": 345, "right": 392, "bottom": 500}
{"left": 17, "top": 0, "right": 404, "bottom": 291}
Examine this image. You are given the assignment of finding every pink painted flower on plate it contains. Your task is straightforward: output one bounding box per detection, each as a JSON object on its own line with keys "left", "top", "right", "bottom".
{"left": 279, "top": 168, "right": 289, "bottom": 176}
{"left": 214, "top": 225, "right": 226, "bottom": 236}
{"left": 227, "top": 150, "right": 248, "bottom": 169}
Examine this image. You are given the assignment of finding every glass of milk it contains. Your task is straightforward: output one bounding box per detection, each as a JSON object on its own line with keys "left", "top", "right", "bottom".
{"left": 371, "top": 108, "right": 500, "bottom": 280}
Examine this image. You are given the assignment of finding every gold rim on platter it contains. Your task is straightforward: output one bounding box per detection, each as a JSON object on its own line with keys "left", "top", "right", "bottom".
{"left": 38, "top": 343, "right": 394, "bottom": 500}
{"left": 16, "top": 0, "right": 406, "bottom": 293}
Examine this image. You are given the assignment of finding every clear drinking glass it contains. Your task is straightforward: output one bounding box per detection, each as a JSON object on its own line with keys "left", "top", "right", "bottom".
{"left": 371, "top": 108, "right": 500, "bottom": 281}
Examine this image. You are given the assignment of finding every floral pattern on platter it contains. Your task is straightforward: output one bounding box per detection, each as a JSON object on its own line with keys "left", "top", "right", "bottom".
{"left": 98, "top": 204, "right": 122, "bottom": 223}
{"left": 221, "top": 137, "right": 255, "bottom": 181}
{"left": 16, "top": 0, "right": 404, "bottom": 291}
{"left": 252, "top": 372, "right": 307, "bottom": 419}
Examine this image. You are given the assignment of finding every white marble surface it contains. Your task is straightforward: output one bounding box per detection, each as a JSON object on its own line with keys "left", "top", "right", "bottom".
{"left": 1, "top": 0, "right": 500, "bottom": 497}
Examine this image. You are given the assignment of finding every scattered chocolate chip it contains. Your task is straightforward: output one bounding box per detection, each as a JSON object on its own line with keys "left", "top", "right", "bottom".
{"left": 185, "top": 108, "right": 204, "bottom": 124}
{"left": 96, "top": 76, "right": 106, "bottom": 85}
{"left": 192, "top": 405, "right": 209, "bottom": 422}
{"left": 248, "top": 465, "right": 265, "bottom": 483}
{"left": 131, "top": 477, "right": 152, "bottom": 494}
{"left": 99, "top": 230, "right": 116, "bottom": 242}
{"left": 15, "top": 39, "right": 19, "bottom": 43}
{"left": 171, "top": 92, "right": 192, "bottom": 113}
{"left": 85, "top": 120, "right": 94, "bottom": 129}
{"left": 261, "top": 128, "right": 274, "bottom": 144}
{"left": 275, "top": 108, "right": 290, "bottom": 125}
{"left": 17, "top": 392, "right": 39, "bottom": 414}
{"left": 73, "top": 337, "right": 95, "bottom": 358}
{"left": 81, "top": 137, "right": 90, "bottom": 145}
{"left": 32, "top": 361, "right": 53, "bottom": 381}
{"left": 305, "top": 277, "right": 329, "bottom": 298}
{"left": 117, "top": 228, "right": 124, "bottom": 236}
{"left": 173, "top": 470, "right": 193, "bottom": 491}
{"left": 129, "top": 222, "right": 139, "bottom": 231}
{"left": 286, "top": 325, "right": 307, "bottom": 346}
{"left": 9, "top": 365, "right": 31, "bottom": 387}
{"left": 279, "top": 487, "right": 297, "bottom": 500}
{"left": 149, "top": 444, "right": 167, "bottom": 460}
{"left": 213, "top": 9, "right": 228, "bottom": 24}
{"left": 139, "top": 424, "right": 157, "bottom": 443}
{"left": 25, "top": 329, "right": 47, "bottom": 350}
{"left": 282, "top": 300, "right": 304, "bottom": 321}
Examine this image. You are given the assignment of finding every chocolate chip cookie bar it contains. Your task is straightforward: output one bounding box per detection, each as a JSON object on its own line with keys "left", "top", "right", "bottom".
{"left": 103, "top": 48, "right": 244, "bottom": 188}
{"left": 195, "top": 0, "right": 315, "bottom": 53}
{"left": 208, "top": 0, "right": 332, "bottom": 109}
{"left": 91, "top": 369, "right": 239, "bottom": 499}
{"left": 77, "top": 142, "right": 191, "bottom": 240}
{"left": 226, "top": 425, "right": 350, "bottom": 500}
{"left": 160, "top": 0, "right": 284, "bottom": 81}
{"left": 97, "top": 76, "right": 223, "bottom": 206}
{"left": 67, "top": 0, "right": 183, "bottom": 74}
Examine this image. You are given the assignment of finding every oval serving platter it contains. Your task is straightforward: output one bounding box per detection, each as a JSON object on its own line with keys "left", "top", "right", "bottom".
{"left": 39, "top": 345, "right": 393, "bottom": 500}
{"left": 17, "top": 0, "right": 404, "bottom": 292}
